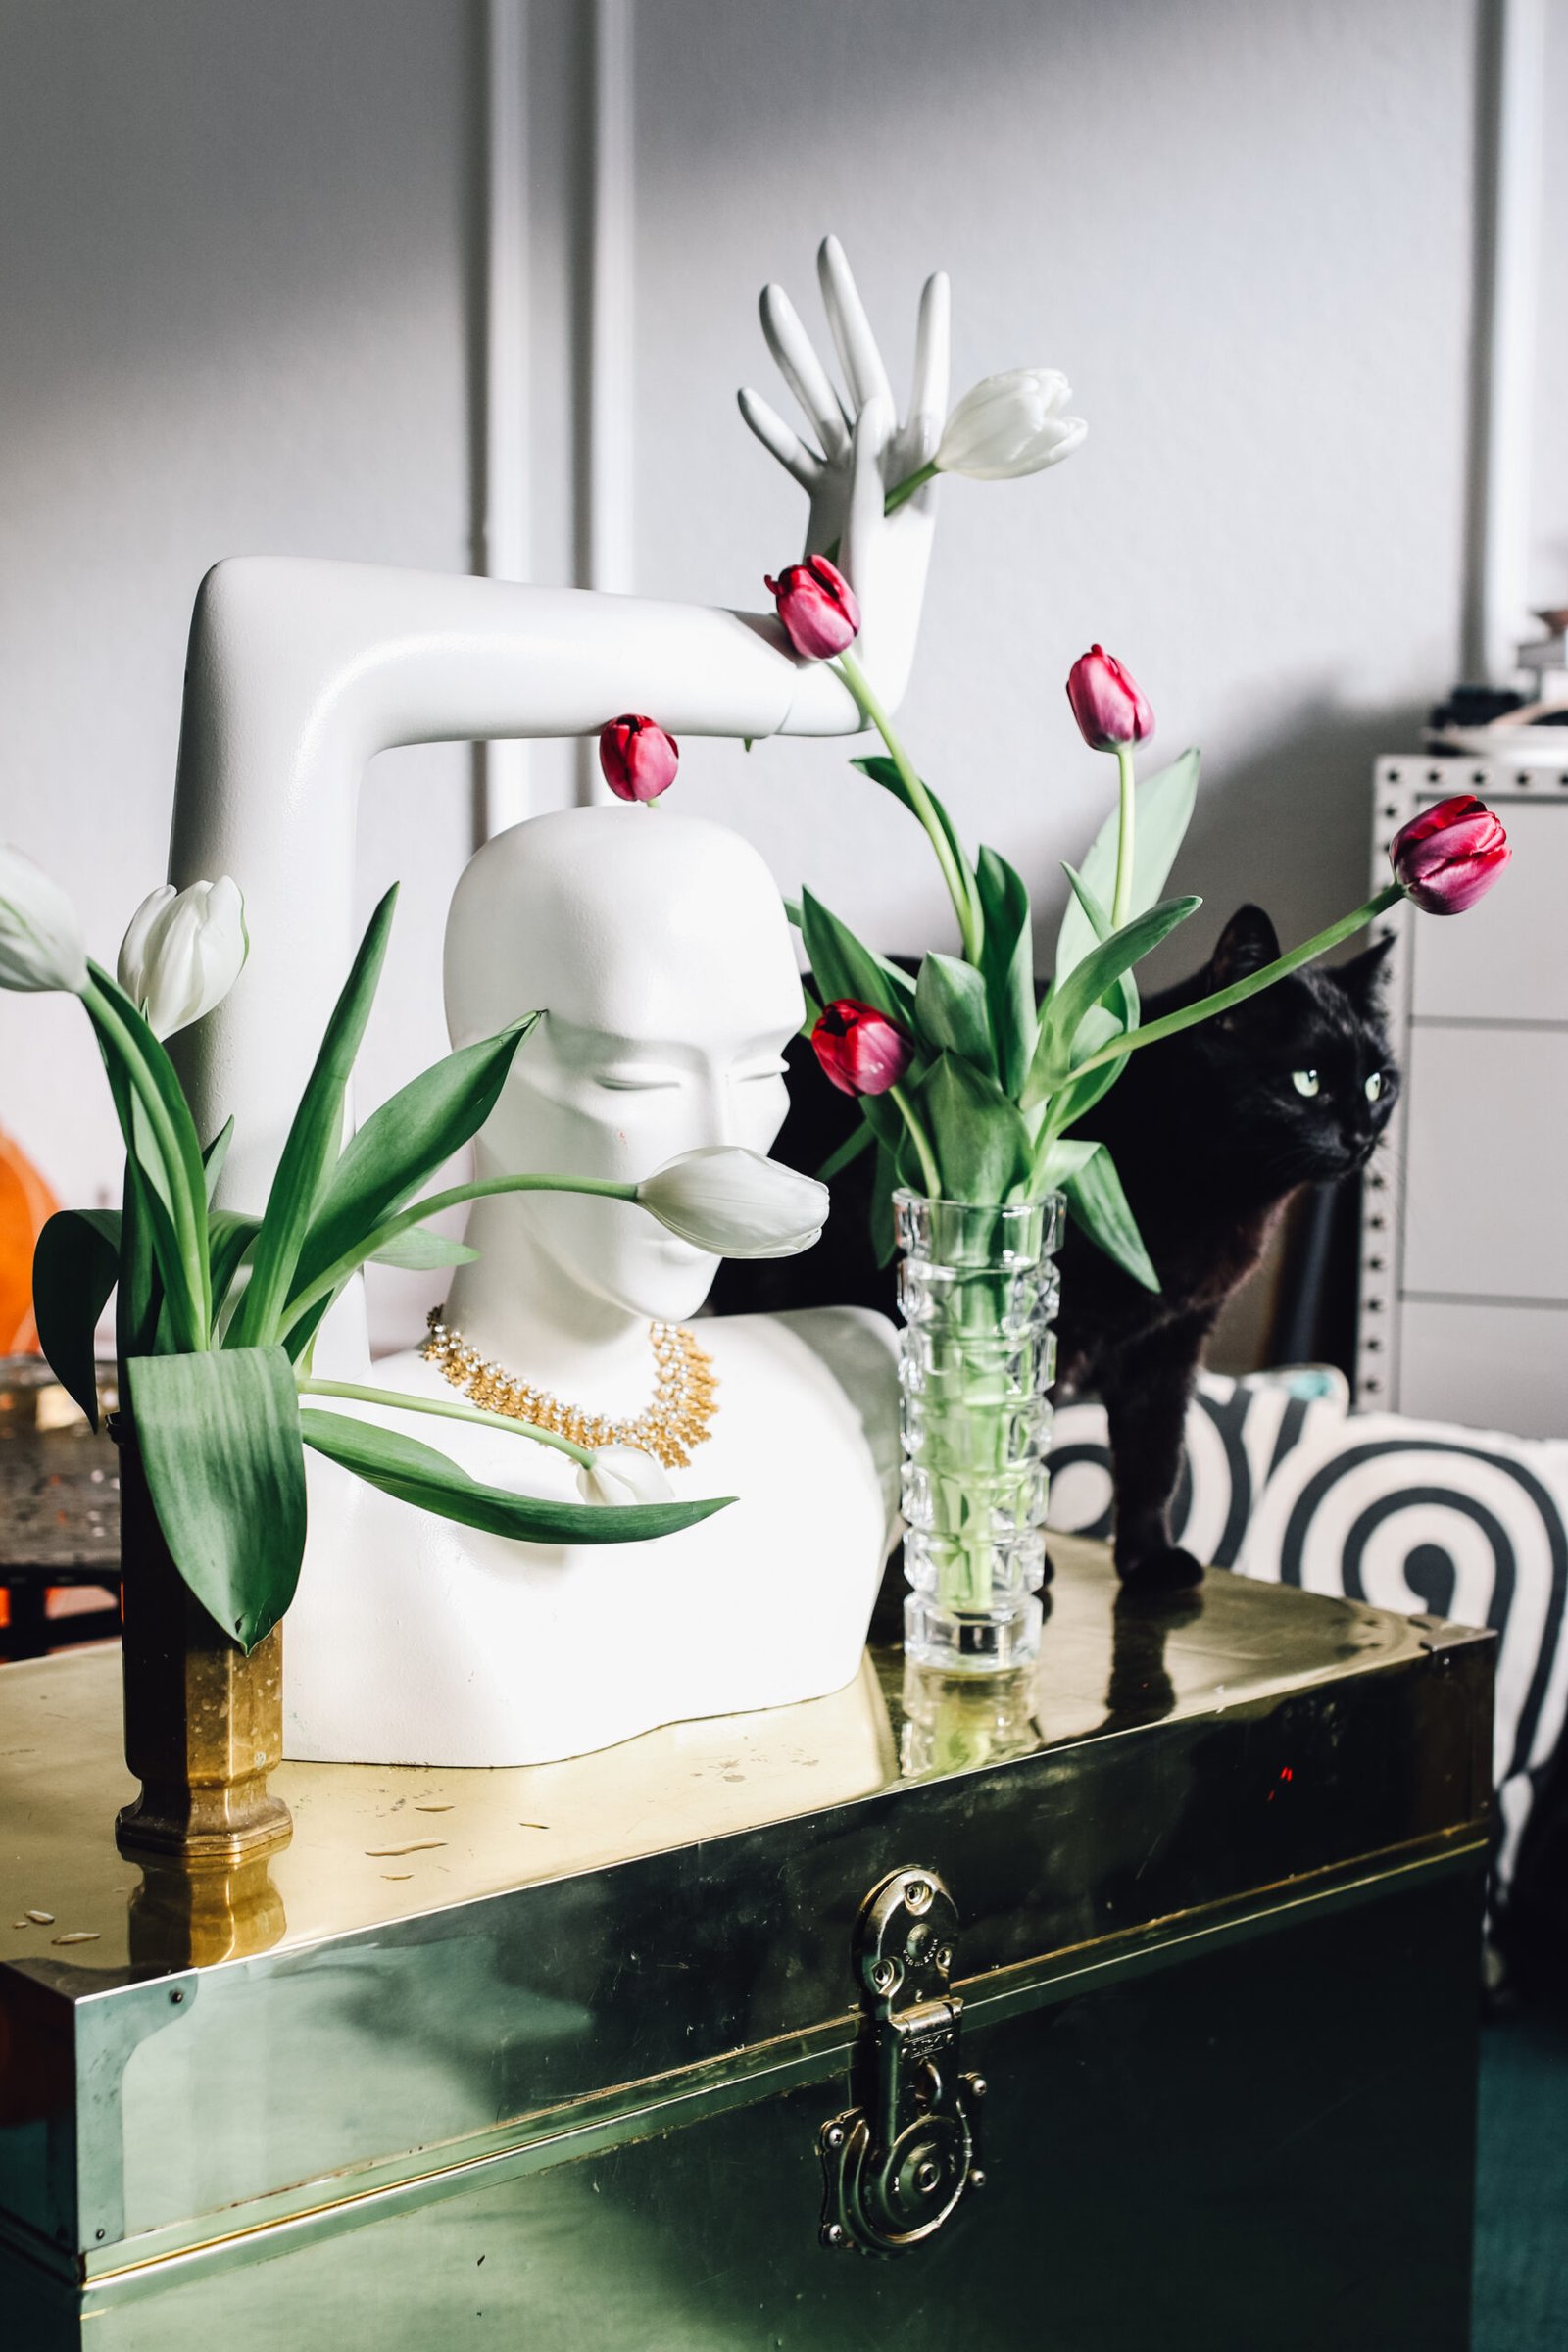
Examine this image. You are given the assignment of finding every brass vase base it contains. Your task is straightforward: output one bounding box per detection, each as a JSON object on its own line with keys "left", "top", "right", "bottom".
{"left": 118, "top": 1425, "right": 293, "bottom": 1868}
{"left": 116, "top": 1780, "right": 292, "bottom": 1865}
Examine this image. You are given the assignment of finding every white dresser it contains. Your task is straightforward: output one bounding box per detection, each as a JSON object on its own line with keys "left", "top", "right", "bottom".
{"left": 1361, "top": 756, "right": 1568, "bottom": 1438}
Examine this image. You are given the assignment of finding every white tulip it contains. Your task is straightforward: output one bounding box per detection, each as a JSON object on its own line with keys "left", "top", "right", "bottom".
{"left": 935, "top": 368, "right": 1088, "bottom": 481}
{"left": 0, "top": 843, "right": 89, "bottom": 994}
{"left": 575, "top": 1444, "right": 675, "bottom": 1507}
{"left": 117, "top": 876, "right": 247, "bottom": 1039}
{"left": 636, "top": 1146, "right": 828, "bottom": 1259}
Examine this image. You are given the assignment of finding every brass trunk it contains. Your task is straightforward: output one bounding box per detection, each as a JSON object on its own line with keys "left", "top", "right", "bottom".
{"left": 0, "top": 1541, "right": 1492, "bottom": 2350}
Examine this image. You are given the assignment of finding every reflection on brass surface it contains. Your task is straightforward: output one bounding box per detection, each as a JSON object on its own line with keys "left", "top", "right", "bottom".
{"left": 1101, "top": 1584, "right": 1204, "bottom": 1731}
{"left": 0, "top": 1539, "right": 1488, "bottom": 1986}
{"left": 900, "top": 1660, "right": 1040, "bottom": 1776}
{"left": 127, "top": 1851, "right": 287, "bottom": 1970}
{"left": 115, "top": 1430, "right": 290, "bottom": 1863}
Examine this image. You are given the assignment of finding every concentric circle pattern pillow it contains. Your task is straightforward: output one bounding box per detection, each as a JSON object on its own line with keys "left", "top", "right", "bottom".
{"left": 1047, "top": 1377, "right": 1568, "bottom": 1889}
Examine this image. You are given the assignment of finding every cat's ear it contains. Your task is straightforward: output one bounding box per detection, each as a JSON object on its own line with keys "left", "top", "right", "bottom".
{"left": 1335, "top": 931, "right": 1396, "bottom": 1009}
{"left": 1208, "top": 905, "right": 1281, "bottom": 989}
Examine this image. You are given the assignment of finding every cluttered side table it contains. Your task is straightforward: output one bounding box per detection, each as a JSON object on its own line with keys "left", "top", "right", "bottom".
{"left": 1, "top": 1537, "right": 1491, "bottom": 2352}
{"left": 0, "top": 1359, "right": 121, "bottom": 1661}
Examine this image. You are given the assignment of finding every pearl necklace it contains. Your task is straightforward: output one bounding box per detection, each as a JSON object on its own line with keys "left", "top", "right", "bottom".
{"left": 421, "top": 1308, "right": 718, "bottom": 1470}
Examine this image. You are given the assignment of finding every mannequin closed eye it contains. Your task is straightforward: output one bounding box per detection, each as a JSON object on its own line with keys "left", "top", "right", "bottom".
{"left": 595, "top": 1057, "right": 788, "bottom": 1092}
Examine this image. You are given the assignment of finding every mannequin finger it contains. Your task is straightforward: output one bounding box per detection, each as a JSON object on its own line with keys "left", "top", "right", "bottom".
{"left": 737, "top": 387, "right": 822, "bottom": 490}
{"left": 909, "top": 270, "right": 952, "bottom": 451}
{"left": 760, "top": 283, "right": 850, "bottom": 457}
{"left": 842, "top": 395, "right": 894, "bottom": 580}
{"left": 817, "top": 236, "right": 895, "bottom": 416}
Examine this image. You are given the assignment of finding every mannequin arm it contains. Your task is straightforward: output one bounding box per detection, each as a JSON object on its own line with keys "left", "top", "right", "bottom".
{"left": 168, "top": 240, "right": 948, "bottom": 1205}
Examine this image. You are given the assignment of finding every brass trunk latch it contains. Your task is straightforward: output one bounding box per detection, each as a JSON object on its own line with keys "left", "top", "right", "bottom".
{"left": 818, "top": 1864, "right": 985, "bottom": 2256}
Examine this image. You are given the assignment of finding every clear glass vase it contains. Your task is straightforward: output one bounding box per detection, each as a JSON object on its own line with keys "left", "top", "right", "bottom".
{"left": 896, "top": 1189, "right": 1063, "bottom": 1675}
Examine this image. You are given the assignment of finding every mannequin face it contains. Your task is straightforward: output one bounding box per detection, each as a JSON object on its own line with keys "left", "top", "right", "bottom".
{"left": 444, "top": 807, "right": 804, "bottom": 1323}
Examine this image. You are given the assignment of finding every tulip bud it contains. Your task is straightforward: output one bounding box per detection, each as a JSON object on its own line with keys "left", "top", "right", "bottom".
{"left": 636, "top": 1145, "right": 828, "bottom": 1259}
{"left": 599, "top": 714, "right": 680, "bottom": 804}
{"left": 810, "top": 1000, "right": 915, "bottom": 1098}
{"left": 0, "top": 843, "right": 89, "bottom": 995}
{"left": 1389, "top": 795, "right": 1510, "bottom": 915}
{"left": 117, "top": 876, "right": 248, "bottom": 1039}
{"left": 1066, "top": 644, "right": 1155, "bottom": 753}
{"left": 936, "top": 368, "right": 1088, "bottom": 481}
{"left": 764, "top": 555, "right": 861, "bottom": 661}
{"left": 575, "top": 1443, "right": 675, "bottom": 1507}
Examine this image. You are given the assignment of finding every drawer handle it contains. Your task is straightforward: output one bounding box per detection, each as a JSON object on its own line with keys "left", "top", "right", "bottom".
{"left": 818, "top": 1865, "right": 985, "bottom": 2257}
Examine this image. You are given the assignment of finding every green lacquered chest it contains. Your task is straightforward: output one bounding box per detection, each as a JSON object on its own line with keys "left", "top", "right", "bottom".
{"left": 0, "top": 1540, "right": 1491, "bottom": 2350}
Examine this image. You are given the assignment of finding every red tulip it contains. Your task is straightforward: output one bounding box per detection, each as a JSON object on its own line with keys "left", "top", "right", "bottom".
{"left": 764, "top": 555, "right": 861, "bottom": 661}
{"left": 1390, "top": 794, "right": 1510, "bottom": 914}
{"left": 1066, "top": 643, "right": 1155, "bottom": 752}
{"left": 599, "top": 714, "right": 679, "bottom": 803}
{"left": 810, "top": 999, "right": 914, "bottom": 1097}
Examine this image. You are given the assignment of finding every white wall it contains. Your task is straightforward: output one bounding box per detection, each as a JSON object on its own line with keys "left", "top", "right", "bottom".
{"left": 2, "top": 0, "right": 1563, "bottom": 1350}
{"left": 0, "top": 0, "right": 481, "bottom": 1334}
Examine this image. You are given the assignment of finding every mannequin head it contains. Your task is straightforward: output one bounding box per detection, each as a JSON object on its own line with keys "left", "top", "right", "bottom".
{"left": 444, "top": 805, "right": 804, "bottom": 1323}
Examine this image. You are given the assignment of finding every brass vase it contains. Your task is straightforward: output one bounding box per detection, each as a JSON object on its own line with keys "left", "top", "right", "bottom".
{"left": 114, "top": 1420, "right": 291, "bottom": 1862}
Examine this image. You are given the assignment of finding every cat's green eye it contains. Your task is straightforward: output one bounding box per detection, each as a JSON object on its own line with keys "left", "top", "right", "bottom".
{"left": 1292, "top": 1069, "right": 1321, "bottom": 1099}
{"left": 1365, "top": 1071, "right": 1384, "bottom": 1103}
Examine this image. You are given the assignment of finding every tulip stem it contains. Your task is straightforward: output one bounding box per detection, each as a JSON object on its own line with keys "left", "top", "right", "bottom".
{"left": 1071, "top": 884, "right": 1407, "bottom": 1081}
{"left": 835, "top": 651, "right": 984, "bottom": 965}
{"left": 80, "top": 972, "right": 210, "bottom": 1352}
{"left": 889, "top": 1084, "right": 943, "bottom": 1200}
{"left": 822, "top": 462, "right": 942, "bottom": 564}
{"left": 882, "top": 460, "right": 940, "bottom": 518}
{"left": 275, "top": 1171, "right": 640, "bottom": 1341}
{"left": 1111, "top": 746, "right": 1137, "bottom": 930}
{"left": 297, "top": 1378, "right": 596, "bottom": 1468}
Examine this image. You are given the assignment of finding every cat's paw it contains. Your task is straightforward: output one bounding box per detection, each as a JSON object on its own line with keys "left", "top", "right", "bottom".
{"left": 1115, "top": 1544, "right": 1205, "bottom": 1592}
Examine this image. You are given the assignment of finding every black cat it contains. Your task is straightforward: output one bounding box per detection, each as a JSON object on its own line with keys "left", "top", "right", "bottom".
{"left": 1055, "top": 905, "right": 1398, "bottom": 1589}
{"left": 709, "top": 905, "right": 1398, "bottom": 1595}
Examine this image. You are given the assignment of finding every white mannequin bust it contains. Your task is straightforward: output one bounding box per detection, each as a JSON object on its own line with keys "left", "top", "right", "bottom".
{"left": 283, "top": 805, "right": 901, "bottom": 1766}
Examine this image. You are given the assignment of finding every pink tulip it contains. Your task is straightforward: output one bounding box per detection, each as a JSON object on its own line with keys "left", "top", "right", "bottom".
{"left": 1390, "top": 794, "right": 1510, "bottom": 914}
{"left": 1066, "top": 644, "right": 1155, "bottom": 752}
{"left": 599, "top": 714, "right": 680, "bottom": 803}
{"left": 810, "top": 999, "right": 913, "bottom": 1097}
{"left": 764, "top": 555, "right": 861, "bottom": 661}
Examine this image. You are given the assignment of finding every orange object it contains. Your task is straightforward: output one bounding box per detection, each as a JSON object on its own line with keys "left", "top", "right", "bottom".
{"left": 0, "top": 1130, "right": 59, "bottom": 1353}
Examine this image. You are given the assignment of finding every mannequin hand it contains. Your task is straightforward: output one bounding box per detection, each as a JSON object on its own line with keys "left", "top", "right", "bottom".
{"left": 739, "top": 236, "right": 949, "bottom": 717}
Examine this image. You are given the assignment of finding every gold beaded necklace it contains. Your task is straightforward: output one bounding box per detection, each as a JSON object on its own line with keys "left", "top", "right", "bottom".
{"left": 421, "top": 1308, "right": 718, "bottom": 1471}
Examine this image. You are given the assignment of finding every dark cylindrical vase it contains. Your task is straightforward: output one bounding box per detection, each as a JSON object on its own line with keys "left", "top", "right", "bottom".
{"left": 115, "top": 1423, "right": 291, "bottom": 1862}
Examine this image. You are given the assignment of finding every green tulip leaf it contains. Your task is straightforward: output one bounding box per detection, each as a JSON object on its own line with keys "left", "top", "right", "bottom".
{"left": 1062, "top": 1149, "right": 1160, "bottom": 1293}
{"left": 285, "top": 1013, "right": 536, "bottom": 1331}
{"left": 202, "top": 1115, "right": 235, "bottom": 1204}
{"left": 1060, "top": 863, "right": 1138, "bottom": 1034}
{"left": 229, "top": 886, "right": 397, "bottom": 1350}
{"left": 799, "top": 889, "right": 917, "bottom": 1030}
{"left": 914, "top": 952, "right": 995, "bottom": 1075}
{"left": 1029, "top": 1133, "right": 1102, "bottom": 1197}
{"left": 1026, "top": 896, "right": 1200, "bottom": 1107}
{"left": 208, "top": 1210, "right": 263, "bottom": 1330}
{"left": 815, "top": 1119, "right": 876, "bottom": 1185}
{"left": 126, "top": 1345, "right": 308, "bottom": 1650}
{"left": 32, "top": 1208, "right": 121, "bottom": 1428}
{"left": 974, "top": 846, "right": 1037, "bottom": 1098}
{"left": 84, "top": 962, "right": 211, "bottom": 1348}
{"left": 912, "top": 1054, "right": 1033, "bottom": 1202}
{"left": 1054, "top": 747, "right": 1200, "bottom": 987}
{"left": 850, "top": 756, "right": 983, "bottom": 945}
{"left": 298, "top": 1408, "right": 734, "bottom": 1544}
{"left": 368, "top": 1226, "right": 481, "bottom": 1271}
